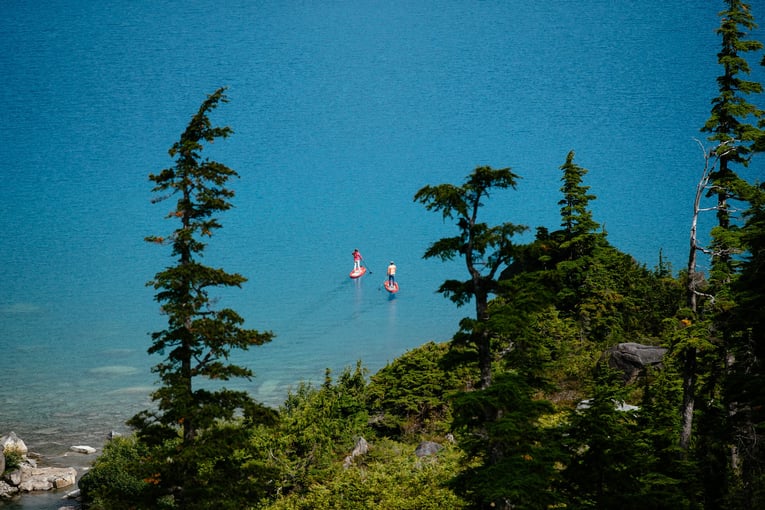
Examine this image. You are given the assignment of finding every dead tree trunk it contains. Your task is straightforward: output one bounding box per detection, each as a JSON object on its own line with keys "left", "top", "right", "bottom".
{"left": 680, "top": 140, "right": 732, "bottom": 450}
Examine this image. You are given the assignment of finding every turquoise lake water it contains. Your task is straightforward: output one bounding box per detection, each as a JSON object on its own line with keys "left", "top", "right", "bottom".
{"left": 2, "top": 1, "right": 764, "bottom": 506}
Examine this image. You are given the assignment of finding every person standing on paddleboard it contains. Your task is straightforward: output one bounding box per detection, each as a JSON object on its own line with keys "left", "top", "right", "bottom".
{"left": 387, "top": 261, "right": 396, "bottom": 286}
{"left": 353, "top": 249, "right": 363, "bottom": 271}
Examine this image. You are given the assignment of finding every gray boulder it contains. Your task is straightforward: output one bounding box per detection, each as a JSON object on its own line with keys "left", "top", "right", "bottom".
{"left": 18, "top": 465, "right": 77, "bottom": 492}
{"left": 607, "top": 342, "right": 667, "bottom": 383}
{"left": 0, "top": 432, "right": 78, "bottom": 499}
{"left": 0, "top": 479, "right": 17, "bottom": 499}
{"left": 6, "top": 468, "right": 22, "bottom": 486}
{"left": 0, "top": 432, "right": 28, "bottom": 456}
{"left": 342, "top": 437, "right": 369, "bottom": 468}
{"left": 415, "top": 441, "right": 443, "bottom": 458}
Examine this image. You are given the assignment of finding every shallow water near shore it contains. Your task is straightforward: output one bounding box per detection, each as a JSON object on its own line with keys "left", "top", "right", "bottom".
{"left": 2, "top": 2, "right": 765, "bottom": 508}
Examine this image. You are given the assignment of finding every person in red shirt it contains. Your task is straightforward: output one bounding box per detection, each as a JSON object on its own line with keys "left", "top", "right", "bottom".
{"left": 352, "top": 249, "right": 363, "bottom": 271}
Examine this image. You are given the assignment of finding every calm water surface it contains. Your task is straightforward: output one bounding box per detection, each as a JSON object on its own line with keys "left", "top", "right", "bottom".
{"left": 2, "top": 1, "right": 764, "bottom": 506}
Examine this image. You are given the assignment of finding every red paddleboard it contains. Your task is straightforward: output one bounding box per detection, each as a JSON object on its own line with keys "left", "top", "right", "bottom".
{"left": 384, "top": 281, "right": 399, "bottom": 293}
{"left": 350, "top": 266, "right": 367, "bottom": 279}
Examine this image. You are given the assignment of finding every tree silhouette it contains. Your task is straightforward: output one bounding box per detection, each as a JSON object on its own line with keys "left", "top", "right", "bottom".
{"left": 129, "top": 87, "right": 275, "bottom": 506}
{"left": 414, "top": 165, "right": 527, "bottom": 388}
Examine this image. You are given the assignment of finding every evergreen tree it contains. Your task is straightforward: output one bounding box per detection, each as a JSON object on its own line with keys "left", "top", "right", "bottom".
{"left": 557, "top": 150, "right": 601, "bottom": 260}
{"left": 733, "top": 182, "right": 765, "bottom": 354}
{"left": 447, "top": 291, "right": 573, "bottom": 508}
{"left": 531, "top": 152, "right": 670, "bottom": 344}
{"left": 414, "top": 165, "right": 527, "bottom": 389}
{"left": 451, "top": 371, "right": 562, "bottom": 510}
{"left": 635, "top": 365, "right": 693, "bottom": 509}
{"left": 366, "top": 341, "right": 469, "bottom": 439}
{"left": 701, "top": 0, "right": 763, "bottom": 274}
{"left": 268, "top": 364, "right": 371, "bottom": 495}
{"left": 686, "top": 3, "right": 765, "bottom": 504}
{"left": 128, "top": 88, "right": 275, "bottom": 507}
{"left": 529, "top": 152, "right": 607, "bottom": 335}
{"left": 725, "top": 183, "right": 765, "bottom": 508}
{"left": 679, "top": 0, "right": 764, "bottom": 459}
{"left": 559, "top": 367, "right": 645, "bottom": 509}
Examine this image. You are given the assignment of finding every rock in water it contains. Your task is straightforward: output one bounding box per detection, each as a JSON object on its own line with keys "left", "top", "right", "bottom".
{"left": 0, "top": 431, "right": 28, "bottom": 455}
{"left": 69, "top": 445, "right": 96, "bottom": 454}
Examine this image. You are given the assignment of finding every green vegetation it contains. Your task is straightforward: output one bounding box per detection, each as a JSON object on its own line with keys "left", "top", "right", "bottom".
{"left": 113, "top": 87, "right": 276, "bottom": 508}
{"left": 79, "top": 436, "right": 151, "bottom": 510}
{"left": 2, "top": 448, "right": 22, "bottom": 474}
{"left": 82, "top": 2, "right": 765, "bottom": 508}
{"left": 414, "top": 165, "right": 528, "bottom": 389}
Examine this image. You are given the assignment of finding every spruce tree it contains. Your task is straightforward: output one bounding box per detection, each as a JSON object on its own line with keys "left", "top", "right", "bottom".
{"left": 559, "top": 367, "right": 645, "bottom": 509}
{"left": 689, "top": 2, "right": 764, "bottom": 504}
{"left": 558, "top": 150, "right": 601, "bottom": 260}
{"left": 129, "top": 88, "right": 274, "bottom": 506}
{"left": 701, "top": 0, "right": 763, "bottom": 276}
{"left": 451, "top": 371, "right": 561, "bottom": 510}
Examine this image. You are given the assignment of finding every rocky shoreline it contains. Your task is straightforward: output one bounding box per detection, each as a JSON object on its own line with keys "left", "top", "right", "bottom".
{"left": 1, "top": 431, "right": 96, "bottom": 509}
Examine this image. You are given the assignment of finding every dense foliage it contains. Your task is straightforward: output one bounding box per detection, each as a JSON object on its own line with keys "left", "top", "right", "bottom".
{"left": 83, "top": 3, "right": 765, "bottom": 508}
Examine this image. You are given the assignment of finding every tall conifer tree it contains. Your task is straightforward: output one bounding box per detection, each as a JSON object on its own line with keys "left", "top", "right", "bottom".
{"left": 558, "top": 150, "right": 601, "bottom": 260}
{"left": 690, "top": 2, "right": 764, "bottom": 504}
{"left": 701, "top": 0, "right": 763, "bottom": 278}
{"left": 129, "top": 88, "right": 274, "bottom": 506}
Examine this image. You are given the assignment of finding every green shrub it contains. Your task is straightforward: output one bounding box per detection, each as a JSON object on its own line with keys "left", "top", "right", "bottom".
{"left": 79, "top": 435, "right": 151, "bottom": 510}
{"left": 367, "top": 341, "right": 469, "bottom": 439}
{"left": 271, "top": 363, "right": 372, "bottom": 494}
{"left": 262, "top": 438, "right": 467, "bottom": 510}
{"left": 2, "top": 448, "right": 23, "bottom": 473}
